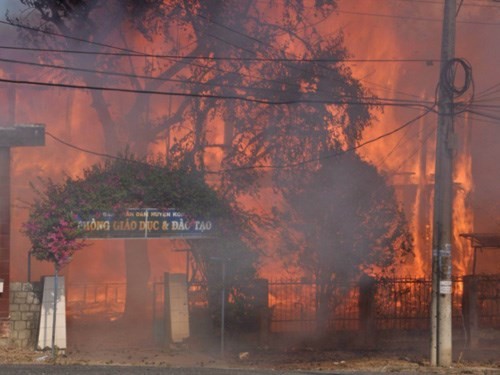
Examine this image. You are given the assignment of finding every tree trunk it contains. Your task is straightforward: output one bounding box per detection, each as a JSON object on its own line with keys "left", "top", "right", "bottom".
{"left": 87, "top": 90, "right": 153, "bottom": 321}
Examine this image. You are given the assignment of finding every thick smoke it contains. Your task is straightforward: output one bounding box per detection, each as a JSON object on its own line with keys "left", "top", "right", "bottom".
{"left": 1, "top": 0, "right": 499, "bottom": 354}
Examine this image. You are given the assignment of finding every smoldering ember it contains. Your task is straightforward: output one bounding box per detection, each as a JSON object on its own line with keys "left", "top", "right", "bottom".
{"left": 0, "top": 0, "right": 498, "bottom": 373}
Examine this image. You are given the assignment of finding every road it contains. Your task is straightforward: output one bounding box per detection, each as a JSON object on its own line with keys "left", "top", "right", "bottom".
{"left": 0, "top": 365, "right": 425, "bottom": 374}
{"left": 0, "top": 366, "right": 315, "bottom": 375}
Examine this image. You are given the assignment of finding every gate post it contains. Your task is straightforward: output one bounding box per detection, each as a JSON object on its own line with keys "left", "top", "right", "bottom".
{"left": 462, "top": 275, "right": 479, "bottom": 348}
{"left": 358, "top": 274, "right": 377, "bottom": 349}
{"left": 163, "top": 273, "right": 190, "bottom": 346}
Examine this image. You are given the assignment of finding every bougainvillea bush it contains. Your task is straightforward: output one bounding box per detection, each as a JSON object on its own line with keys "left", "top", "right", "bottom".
{"left": 23, "top": 199, "right": 86, "bottom": 270}
{"left": 22, "top": 154, "right": 254, "bottom": 272}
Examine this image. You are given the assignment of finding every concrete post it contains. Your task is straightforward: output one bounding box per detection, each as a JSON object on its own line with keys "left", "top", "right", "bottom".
{"left": 430, "top": 0, "right": 456, "bottom": 367}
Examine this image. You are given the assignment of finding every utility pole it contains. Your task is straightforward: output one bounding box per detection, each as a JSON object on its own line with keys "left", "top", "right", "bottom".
{"left": 430, "top": 0, "right": 456, "bottom": 367}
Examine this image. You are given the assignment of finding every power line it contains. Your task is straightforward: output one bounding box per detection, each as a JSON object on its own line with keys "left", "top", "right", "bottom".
{"left": 45, "top": 106, "right": 436, "bottom": 173}
{"left": 375, "top": 0, "right": 500, "bottom": 9}
{"left": 261, "top": 0, "right": 500, "bottom": 10}
{"left": 388, "top": 122, "right": 437, "bottom": 175}
{"left": 0, "top": 21, "right": 382, "bottom": 101}
{"left": 0, "top": 56, "right": 287, "bottom": 96}
{"left": 0, "top": 45, "right": 440, "bottom": 63}
{"left": 188, "top": 6, "right": 442, "bottom": 106}
{"left": 0, "top": 76, "right": 436, "bottom": 109}
{"left": 216, "top": 106, "right": 437, "bottom": 171}
{"left": 2, "top": 12, "right": 354, "bottom": 98}
{"left": 466, "top": 109, "right": 500, "bottom": 122}
{"left": 2, "top": 6, "right": 479, "bottom": 123}
{"left": 0, "top": 20, "right": 138, "bottom": 53}
{"left": 3, "top": 6, "right": 492, "bottom": 113}
{"left": 376, "top": 119, "right": 423, "bottom": 168}
{"left": 336, "top": 9, "right": 500, "bottom": 26}
{"left": 0, "top": 54, "right": 322, "bottom": 99}
{"left": 1, "top": 9, "right": 438, "bottom": 107}
{"left": 457, "top": 112, "right": 500, "bottom": 126}
{"left": 475, "top": 82, "right": 500, "bottom": 100}
{"left": 0, "top": 53, "right": 443, "bottom": 106}
{"left": 46, "top": 131, "right": 123, "bottom": 162}
{"left": 0, "top": 22, "right": 443, "bottom": 117}
{"left": 191, "top": 6, "right": 440, "bottom": 121}
{"left": 0, "top": 76, "right": 300, "bottom": 104}
{"left": 193, "top": 5, "right": 412, "bottom": 106}
{"left": 8, "top": 0, "right": 471, "bottom": 111}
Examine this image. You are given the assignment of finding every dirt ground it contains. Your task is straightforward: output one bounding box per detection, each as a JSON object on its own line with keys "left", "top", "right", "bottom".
{"left": 1, "top": 328, "right": 499, "bottom": 374}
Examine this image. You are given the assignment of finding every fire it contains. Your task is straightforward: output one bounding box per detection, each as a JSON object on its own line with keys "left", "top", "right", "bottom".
{"left": 335, "top": 2, "right": 478, "bottom": 278}
{"left": 452, "top": 115, "right": 474, "bottom": 276}
{"left": 3, "top": 0, "right": 492, "bottom": 287}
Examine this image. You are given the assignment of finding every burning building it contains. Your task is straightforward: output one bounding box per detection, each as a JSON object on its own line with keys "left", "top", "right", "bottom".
{"left": 0, "top": 0, "right": 499, "bottom": 351}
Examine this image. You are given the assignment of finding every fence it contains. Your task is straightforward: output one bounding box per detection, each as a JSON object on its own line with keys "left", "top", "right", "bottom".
{"left": 475, "top": 276, "right": 500, "bottom": 327}
{"left": 66, "top": 282, "right": 127, "bottom": 321}
{"left": 267, "top": 276, "right": 500, "bottom": 333}
{"left": 65, "top": 276, "right": 500, "bottom": 335}
{"left": 374, "top": 278, "right": 464, "bottom": 330}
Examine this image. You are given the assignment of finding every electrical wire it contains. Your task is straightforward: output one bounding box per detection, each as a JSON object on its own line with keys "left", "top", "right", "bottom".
{"left": 0, "top": 76, "right": 436, "bottom": 110}
{"left": 465, "top": 109, "right": 500, "bottom": 123}
{"left": 0, "top": 7, "right": 440, "bottom": 108}
{"left": 45, "top": 105, "right": 436, "bottom": 174}
{"left": 176, "top": 2, "right": 459, "bottom": 108}
{"left": 0, "top": 45, "right": 441, "bottom": 63}
{"left": 46, "top": 131, "right": 124, "bottom": 162}
{"left": 0, "top": 14, "right": 446, "bottom": 168}
{"left": 341, "top": 107, "right": 436, "bottom": 161}
{"left": 3, "top": 4, "right": 493, "bottom": 173}
{"left": 192, "top": 11, "right": 364, "bottom": 97}
{"left": 341, "top": 0, "right": 500, "bottom": 9}
{"left": 189, "top": 5, "right": 443, "bottom": 116}
{"left": 189, "top": 2, "right": 431, "bottom": 109}
{"left": 1, "top": 19, "right": 306, "bottom": 95}
{"left": 436, "top": 57, "right": 475, "bottom": 117}
{"left": 376, "top": 121, "right": 423, "bottom": 169}
{"left": 335, "top": 9, "right": 500, "bottom": 26}
{"left": 0, "top": 21, "right": 381, "bottom": 104}
{"left": 0, "top": 56, "right": 289, "bottom": 96}
{"left": 474, "top": 83, "right": 500, "bottom": 101}
{"left": 390, "top": 123, "right": 437, "bottom": 176}
{"left": 0, "top": 20, "right": 138, "bottom": 54}
{"left": 374, "top": 87, "right": 439, "bottom": 169}
{"left": 4, "top": 12, "right": 346, "bottom": 95}
{"left": 213, "top": 105, "right": 436, "bottom": 173}
{"left": 0, "top": 51, "right": 439, "bottom": 106}
{"left": 441, "top": 58, "right": 473, "bottom": 98}
{"left": 3, "top": 5, "right": 444, "bottom": 171}
{"left": 0, "top": 48, "right": 357, "bottom": 106}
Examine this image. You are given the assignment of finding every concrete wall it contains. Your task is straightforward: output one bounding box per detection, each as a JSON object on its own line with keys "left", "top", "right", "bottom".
{"left": 9, "top": 282, "right": 41, "bottom": 348}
